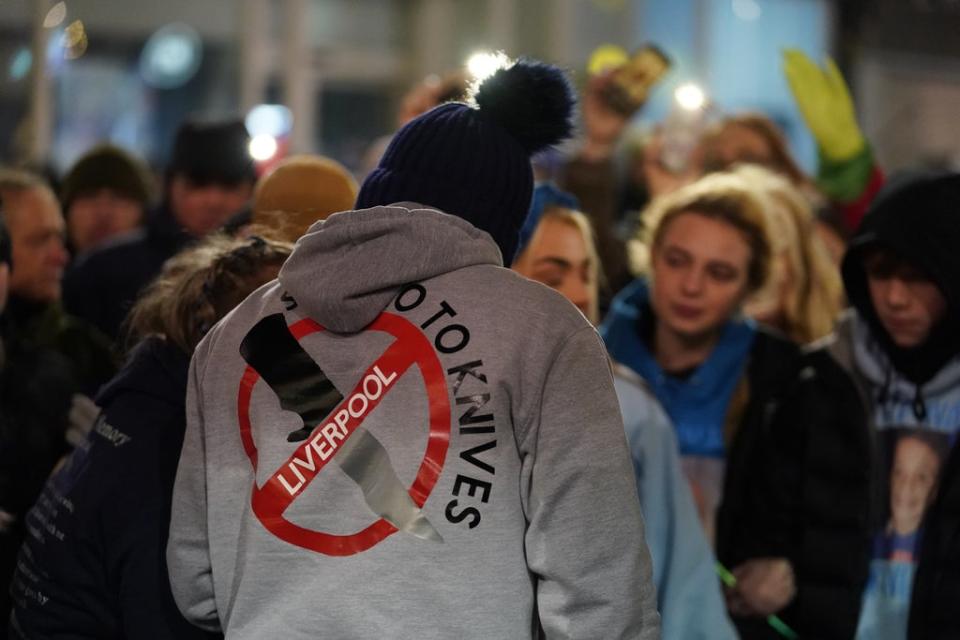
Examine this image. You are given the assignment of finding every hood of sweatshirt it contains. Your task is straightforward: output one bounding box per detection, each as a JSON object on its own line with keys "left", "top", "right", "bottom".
{"left": 278, "top": 204, "right": 503, "bottom": 334}
{"left": 841, "top": 172, "right": 960, "bottom": 385}
{"left": 835, "top": 312, "right": 960, "bottom": 425}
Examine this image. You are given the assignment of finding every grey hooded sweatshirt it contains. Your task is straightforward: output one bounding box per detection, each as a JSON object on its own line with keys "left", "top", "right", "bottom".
{"left": 167, "top": 204, "right": 659, "bottom": 639}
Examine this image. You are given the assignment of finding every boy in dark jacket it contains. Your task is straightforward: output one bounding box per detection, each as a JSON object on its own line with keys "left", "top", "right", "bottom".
{"left": 819, "top": 172, "right": 960, "bottom": 639}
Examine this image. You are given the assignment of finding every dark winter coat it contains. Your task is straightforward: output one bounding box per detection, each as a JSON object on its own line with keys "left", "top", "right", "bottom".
{"left": 838, "top": 172, "right": 960, "bottom": 639}
{"left": 9, "top": 337, "right": 218, "bottom": 639}
{"left": 1, "top": 296, "right": 116, "bottom": 397}
{"left": 0, "top": 348, "right": 74, "bottom": 627}
{"left": 62, "top": 202, "right": 193, "bottom": 342}
{"left": 602, "top": 285, "right": 873, "bottom": 639}
{"left": 0, "top": 296, "right": 117, "bottom": 623}
{"left": 911, "top": 441, "right": 960, "bottom": 639}
{"left": 719, "top": 336, "right": 873, "bottom": 639}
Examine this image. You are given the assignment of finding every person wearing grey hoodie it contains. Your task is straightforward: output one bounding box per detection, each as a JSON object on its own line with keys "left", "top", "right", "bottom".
{"left": 167, "top": 59, "right": 659, "bottom": 639}
{"left": 765, "top": 172, "right": 960, "bottom": 639}
{"left": 821, "top": 172, "right": 960, "bottom": 639}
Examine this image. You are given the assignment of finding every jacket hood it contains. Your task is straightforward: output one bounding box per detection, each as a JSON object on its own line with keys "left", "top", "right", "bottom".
{"left": 848, "top": 313, "right": 960, "bottom": 395}
{"left": 841, "top": 172, "right": 960, "bottom": 384}
{"left": 840, "top": 313, "right": 960, "bottom": 424}
{"left": 278, "top": 204, "right": 503, "bottom": 333}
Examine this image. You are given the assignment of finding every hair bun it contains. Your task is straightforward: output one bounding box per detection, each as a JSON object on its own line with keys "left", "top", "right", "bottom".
{"left": 472, "top": 58, "right": 576, "bottom": 155}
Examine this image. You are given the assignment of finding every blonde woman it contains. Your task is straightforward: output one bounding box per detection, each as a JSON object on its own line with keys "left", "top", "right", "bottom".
{"left": 512, "top": 204, "right": 601, "bottom": 323}
{"left": 734, "top": 164, "right": 844, "bottom": 344}
{"left": 11, "top": 235, "right": 292, "bottom": 639}
{"left": 601, "top": 172, "right": 871, "bottom": 638}
{"left": 513, "top": 184, "right": 737, "bottom": 640}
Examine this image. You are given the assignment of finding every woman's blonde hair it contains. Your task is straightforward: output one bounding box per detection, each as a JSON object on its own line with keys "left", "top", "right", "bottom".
{"left": 731, "top": 164, "right": 843, "bottom": 343}
{"left": 515, "top": 207, "right": 604, "bottom": 324}
{"left": 641, "top": 171, "right": 774, "bottom": 294}
{"left": 126, "top": 234, "right": 293, "bottom": 353}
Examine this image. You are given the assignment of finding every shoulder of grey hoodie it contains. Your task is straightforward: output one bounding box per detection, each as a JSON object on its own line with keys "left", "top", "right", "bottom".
{"left": 206, "top": 262, "right": 602, "bottom": 446}
{"left": 168, "top": 229, "right": 658, "bottom": 639}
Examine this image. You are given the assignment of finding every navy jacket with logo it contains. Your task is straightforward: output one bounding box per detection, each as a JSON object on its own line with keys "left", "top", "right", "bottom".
{"left": 10, "top": 337, "right": 218, "bottom": 639}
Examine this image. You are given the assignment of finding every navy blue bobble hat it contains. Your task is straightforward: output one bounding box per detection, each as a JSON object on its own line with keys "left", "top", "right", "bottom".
{"left": 356, "top": 58, "right": 576, "bottom": 263}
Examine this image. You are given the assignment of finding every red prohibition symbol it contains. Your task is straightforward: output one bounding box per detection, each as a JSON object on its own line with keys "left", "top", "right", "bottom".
{"left": 237, "top": 312, "right": 451, "bottom": 556}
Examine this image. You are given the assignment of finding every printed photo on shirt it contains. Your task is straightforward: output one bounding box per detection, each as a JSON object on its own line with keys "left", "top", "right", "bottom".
{"left": 873, "top": 428, "right": 951, "bottom": 563}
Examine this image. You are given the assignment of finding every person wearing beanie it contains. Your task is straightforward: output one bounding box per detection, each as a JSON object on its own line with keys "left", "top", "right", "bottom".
{"left": 246, "top": 154, "right": 358, "bottom": 242}
{"left": 60, "top": 144, "right": 153, "bottom": 257}
{"left": 167, "top": 58, "right": 659, "bottom": 639}
{"left": 0, "top": 171, "right": 117, "bottom": 626}
{"left": 62, "top": 118, "right": 256, "bottom": 342}
{"left": 800, "top": 172, "right": 960, "bottom": 639}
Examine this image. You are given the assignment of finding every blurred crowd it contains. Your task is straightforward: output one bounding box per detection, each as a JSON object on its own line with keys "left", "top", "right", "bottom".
{"left": 0, "top": 44, "right": 958, "bottom": 640}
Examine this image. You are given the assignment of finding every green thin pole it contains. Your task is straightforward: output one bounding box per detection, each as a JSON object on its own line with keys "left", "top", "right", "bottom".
{"left": 716, "top": 562, "right": 799, "bottom": 639}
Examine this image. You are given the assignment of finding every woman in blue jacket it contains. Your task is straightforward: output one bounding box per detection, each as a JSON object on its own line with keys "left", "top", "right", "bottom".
{"left": 600, "top": 171, "right": 871, "bottom": 639}
{"left": 513, "top": 186, "right": 737, "bottom": 640}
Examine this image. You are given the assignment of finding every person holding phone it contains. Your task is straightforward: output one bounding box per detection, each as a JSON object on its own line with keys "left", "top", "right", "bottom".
{"left": 559, "top": 45, "right": 672, "bottom": 313}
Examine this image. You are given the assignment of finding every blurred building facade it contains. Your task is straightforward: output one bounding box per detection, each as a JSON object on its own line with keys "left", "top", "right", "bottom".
{"left": 1, "top": 0, "right": 957, "bottom": 177}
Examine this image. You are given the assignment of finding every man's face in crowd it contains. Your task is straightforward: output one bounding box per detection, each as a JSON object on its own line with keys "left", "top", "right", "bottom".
{"left": 169, "top": 174, "right": 253, "bottom": 237}
{"left": 865, "top": 249, "right": 947, "bottom": 349}
{"left": 67, "top": 188, "right": 143, "bottom": 254}
{"left": 6, "top": 186, "right": 69, "bottom": 302}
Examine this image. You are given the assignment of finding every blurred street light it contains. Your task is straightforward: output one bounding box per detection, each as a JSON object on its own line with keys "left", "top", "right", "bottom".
{"left": 43, "top": 2, "right": 67, "bottom": 29}
{"left": 62, "top": 20, "right": 87, "bottom": 59}
{"left": 245, "top": 104, "right": 293, "bottom": 139}
{"left": 675, "top": 83, "right": 706, "bottom": 111}
{"left": 8, "top": 48, "right": 32, "bottom": 81}
{"left": 249, "top": 134, "right": 279, "bottom": 162}
{"left": 140, "top": 24, "right": 202, "bottom": 89}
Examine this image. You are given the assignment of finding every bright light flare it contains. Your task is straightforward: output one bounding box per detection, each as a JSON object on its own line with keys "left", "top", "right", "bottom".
{"left": 466, "top": 51, "right": 510, "bottom": 82}
{"left": 43, "top": 2, "right": 67, "bottom": 28}
{"left": 140, "top": 24, "right": 202, "bottom": 89}
{"left": 249, "top": 134, "right": 278, "bottom": 162}
{"left": 675, "top": 83, "right": 706, "bottom": 111}
{"left": 8, "top": 48, "right": 32, "bottom": 81}
{"left": 62, "top": 20, "right": 87, "bottom": 59}
{"left": 245, "top": 104, "right": 293, "bottom": 138}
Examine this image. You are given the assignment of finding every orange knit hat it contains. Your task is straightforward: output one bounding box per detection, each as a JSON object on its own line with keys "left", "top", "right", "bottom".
{"left": 252, "top": 155, "right": 358, "bottom": 241}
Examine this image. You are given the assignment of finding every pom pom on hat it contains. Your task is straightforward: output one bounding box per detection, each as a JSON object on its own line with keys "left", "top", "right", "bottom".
{"left": 473, "top": 58, "right": 576, "bottom": 154}
{"left": 357, "top": 57, "right": 576, "bottom": 263}
{"left": 252, "top": 155, "right": 358, "bottom": 241}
